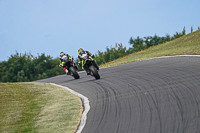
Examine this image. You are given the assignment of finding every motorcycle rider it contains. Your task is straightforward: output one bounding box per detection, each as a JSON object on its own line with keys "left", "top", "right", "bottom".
{"left": 59, "top": 52, "right": 75, "bottom": 75}
{"left": 78, "top": 48, "right": 99, "bottom": 75}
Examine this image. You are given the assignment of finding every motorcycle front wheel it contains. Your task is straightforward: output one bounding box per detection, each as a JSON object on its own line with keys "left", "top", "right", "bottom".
{"left": 89, "top": 66, "right": 100, "bottom": 79}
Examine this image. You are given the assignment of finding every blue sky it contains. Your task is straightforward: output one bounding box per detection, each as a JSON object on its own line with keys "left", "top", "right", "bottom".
{"left": 0, "top": 0, "right": 200, "bottom": 61}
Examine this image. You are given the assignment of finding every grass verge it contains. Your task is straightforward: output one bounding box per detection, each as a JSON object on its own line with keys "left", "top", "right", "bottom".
{"left": 100, "top": 29, "right": 200, "bottom": 67}
{"left": 0, "top": 82, "right": 82, "bottom": 133}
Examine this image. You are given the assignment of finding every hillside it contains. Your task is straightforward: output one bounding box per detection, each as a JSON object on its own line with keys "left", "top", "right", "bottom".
{"left": 100, "top": 29, "right": 200, "bottom": 67}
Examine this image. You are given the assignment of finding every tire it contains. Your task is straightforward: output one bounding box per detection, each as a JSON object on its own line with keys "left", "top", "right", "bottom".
{"left": 69, "top": 67, "right": 80, "bottom": 79}
{"left": 89, "top": 66, "right": 100, "bottom": 79}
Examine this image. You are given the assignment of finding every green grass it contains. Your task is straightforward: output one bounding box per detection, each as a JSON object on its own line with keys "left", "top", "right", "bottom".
{"left": 100, "top": 29, "right": 200, "bottom": 67}
{"left": 1, "top": 30, "right": 200, "bottom": 133}
{"left": 0, "top": 82, "right": 82, "bottom": 133}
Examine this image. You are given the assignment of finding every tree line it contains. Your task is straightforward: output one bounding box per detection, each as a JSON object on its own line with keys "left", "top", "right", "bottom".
{"left": 95, "top": 27, "right": 189, "bottom": 65}
{"left": 0, "top": 53, "right": 65, "bottom": 82}
{"left": 0, "top": 26, "right": 197, "bottom": 82}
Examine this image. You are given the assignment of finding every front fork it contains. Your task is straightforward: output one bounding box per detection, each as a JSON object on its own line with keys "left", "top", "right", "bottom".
{"left": 84, "top": 60, "right": 99, "bottom": 72}
{"left": 72, "top": 62, "right": 78, "bottom": 71}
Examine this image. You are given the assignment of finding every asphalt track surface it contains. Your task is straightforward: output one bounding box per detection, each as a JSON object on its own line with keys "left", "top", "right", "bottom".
{"left": 36, "top": 56, "right": 200, "bottom": 133}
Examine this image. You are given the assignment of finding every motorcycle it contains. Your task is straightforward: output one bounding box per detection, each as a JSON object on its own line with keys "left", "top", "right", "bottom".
{"left": 80, "top": 53, "right": 100, "bottom": 79}
{"left": 61, "top": 55, "right": 80, "bottom": 79}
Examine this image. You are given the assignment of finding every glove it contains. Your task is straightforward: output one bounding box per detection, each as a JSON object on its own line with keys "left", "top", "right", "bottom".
{"left": 59, "top": 64, "right": 62, "bottom": 67}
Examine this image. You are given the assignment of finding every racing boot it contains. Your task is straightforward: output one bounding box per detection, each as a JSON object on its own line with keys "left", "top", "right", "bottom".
{"left": 64, "top": 67, "right": 71, "bottom": 75}
{"left": 66, "top": 71, "right": 71, "bottom": 75}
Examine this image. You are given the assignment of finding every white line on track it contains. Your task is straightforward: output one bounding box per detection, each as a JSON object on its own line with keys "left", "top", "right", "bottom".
{"left": 98, "top": 55, "right": 200, "bottom": 71}
{"left": 140, "top": 55, "right": 200, "bottom": 61}
{"left": 49, "top": 83, "right": 90, "bottom": 133}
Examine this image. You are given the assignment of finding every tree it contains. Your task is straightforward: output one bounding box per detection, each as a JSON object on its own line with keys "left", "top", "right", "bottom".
{"left": 129, "top": 36, "right": 144, "bottom": 52}
{"left": 173, "top": 32, "right": 182, "bottom": 39}
{"left": 112, "top": 43, "right": 126, "bottom": 59}
{"left": 129, "top": 37, "right": 134, "bottom": 45}
{"left": 182, "top": 26, "right": 186, "bottom": 35}
{"left": 103, "top": 47, "right": 111, "bottom": 62}
{"left": 166, "top": 34, "right": 171, "bottom": 42}
{"left": 0, "top": 52, "right": 65, "bottom": 82}
{"left": 110, "top": 45, "right": 115, "bottom": 61}
{"left": 97, "top": 50, "right": 106, "bottom": 64}
{"left": 17, "top": 70, "right": 29, "bottom": 82}
{"left": 144, "top": 36, "right": 152, "bottom": 48}
{"left": 159, "top": 37, "right": 166, "bottom": 44}
{"left": 151, "top": 35, "right": 160, "bottom": 46}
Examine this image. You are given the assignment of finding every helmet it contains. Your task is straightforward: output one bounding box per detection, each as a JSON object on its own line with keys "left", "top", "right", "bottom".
{"left": 60, "top": 52, "right": 64, "bottom": 57}
{"left": 78, "top": 48, "right": 84, "bottom": 54}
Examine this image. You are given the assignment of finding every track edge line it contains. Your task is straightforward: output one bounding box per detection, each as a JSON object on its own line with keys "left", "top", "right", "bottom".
{"left": 49, "top": 83, "right": 90, "bottom": 133}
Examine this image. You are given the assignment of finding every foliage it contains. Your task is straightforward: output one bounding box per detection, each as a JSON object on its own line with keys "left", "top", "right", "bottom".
{"left": 1, "top": 26, "right": 198, "bottom": 82}
{"left": 100, "top": 29, "right": 200, "bottom": 68}
{"left": 191, "top": 26, "right": 193, "bottom": 33}
{"left": 0, "top": 53, "right": 65, "bottom": 82}
{"left": 129, "top": 36, "right": 145, "bottom": 52}
{"left": 95, "top": 26, "right": 188, "bottom": 66}
{"left": 95, "top": 44, "right": 127, "bottom": 65}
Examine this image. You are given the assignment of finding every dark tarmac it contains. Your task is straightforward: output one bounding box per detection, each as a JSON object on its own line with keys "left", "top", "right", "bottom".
{"left": 36, "top": 56, "right": 200, "bottom": 133}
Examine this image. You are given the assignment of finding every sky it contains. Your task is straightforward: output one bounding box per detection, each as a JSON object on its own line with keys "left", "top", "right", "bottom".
{"left": 0, "top": 0, "right": 200, "bottom": 61}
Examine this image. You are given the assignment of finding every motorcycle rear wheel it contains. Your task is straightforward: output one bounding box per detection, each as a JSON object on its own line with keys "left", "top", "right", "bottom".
{"left": 69, "top": 67, "right": 80, "bottom": 79}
